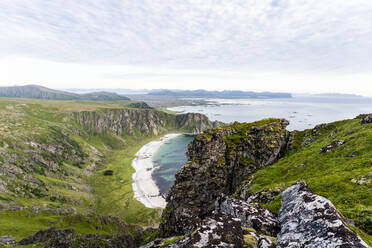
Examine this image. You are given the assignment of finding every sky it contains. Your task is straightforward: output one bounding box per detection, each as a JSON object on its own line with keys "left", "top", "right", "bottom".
{"left": 0, "top": 0, "right": 372, "bottom": 95}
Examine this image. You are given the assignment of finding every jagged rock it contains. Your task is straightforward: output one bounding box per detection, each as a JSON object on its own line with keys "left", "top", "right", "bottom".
{"left": 18, "top": 227, "right": 140, "bottom": 248}
{"left": 215, "top": 195, "right": 279, "bottom": 236}
{"left": 0, "top": 236, "right": 16, "bottom": 246}
{"left": 18, "top": 228, "right": 77, "bottom": 246}
{"left": 159, "top": 119, "right": 289, "bottom": 237}
{"left": 188, "top": 213, "right": 245, "bottom": 247}
{"left": 319, "top": 140, "right": 345, "bottom": 153}
{"left": 242, "top": 228, "right": 276, "bottom": 248}
{"left": 244, "top": 188, "right": 282, "bottom": 205}
{"left": 277, "top": 181, "right": 369, "bottom": 248}
{"left": 144, "top": 214, "right": 276, "bottom": 248}
{"left": 74, "top": 109, "right": 221, "bottom": 136}
{"left": 312, "top": 123, "right": 327, "bottom": 136}
{"left": 145, "top": 214, "right": 245, "bottom": 248}
{"left": 361, "top": 115, "right": 372, "bottom": 124}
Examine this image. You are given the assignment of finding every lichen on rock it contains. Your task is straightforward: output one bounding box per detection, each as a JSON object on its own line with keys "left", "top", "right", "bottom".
{"left": 276, "top": 181, "right": 369, "bottom": 248}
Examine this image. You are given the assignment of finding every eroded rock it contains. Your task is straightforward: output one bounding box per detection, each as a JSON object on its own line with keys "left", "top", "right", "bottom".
{"left": 0, "top": 236, "right": 16, "bottom": 246}
{"left": 18, "top": 227, "right": 140, "bottom": 248}
{"left": 215, "top": 195, "right": 279, "bottom": 236}
{"left": 361, "top": 115, "right": 372, "bottom": 124}
{"left": 159, "top": 119, "right": 289, "bottom": 237}
{"left": 319, "top": 140, "right": 345, "bottom": 153}
{"left": 277, "top": 181, "right": 369, "bottom": 248}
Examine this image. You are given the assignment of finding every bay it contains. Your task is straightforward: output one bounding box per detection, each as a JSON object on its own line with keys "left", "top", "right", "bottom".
{"left": 152, "top": 134, "right": 195, "bottom": 196}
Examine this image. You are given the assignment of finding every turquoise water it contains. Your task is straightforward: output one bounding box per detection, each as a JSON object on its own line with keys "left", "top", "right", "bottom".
{"left": 152, "top": 135, "right": 195, "bottom": 195}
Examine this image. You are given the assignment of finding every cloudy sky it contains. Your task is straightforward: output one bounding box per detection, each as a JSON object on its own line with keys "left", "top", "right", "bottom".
{"left": 1, "top": 0, "right": 372, "bottom": 95}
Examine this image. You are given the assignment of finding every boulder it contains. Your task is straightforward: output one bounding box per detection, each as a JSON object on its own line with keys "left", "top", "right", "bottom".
{"left": 319, "top": 140, "right": 345, "bottom": 153}
{"left": 0, "top": 236, "right": 16, "bottom": 246}
{"left": 361, "top": 115, "right": 372, "bottom": 124}
{"left": 18, "top": 227, "right": 140, "bottom": 248}
{"left": 277, "top": 181, "right": 369, "bottom": 248}
{"left": 143, "top": 214, "right": 245, "bottom": 248}
{"left": 215, "top": 195, "right": 280, "bottom": 236}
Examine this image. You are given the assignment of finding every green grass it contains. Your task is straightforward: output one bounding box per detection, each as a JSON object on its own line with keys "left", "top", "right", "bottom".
{"left": 90, "top": 134, "right": 162, "bottom": 225}
{"left": 0, "top": 211, "right": 122, "bottom": 241}
{"left": 246, "top": 118, "right": 372, "bottom": 243}
{"left": 0, "top": 99, "right": 174, "bottom": 241}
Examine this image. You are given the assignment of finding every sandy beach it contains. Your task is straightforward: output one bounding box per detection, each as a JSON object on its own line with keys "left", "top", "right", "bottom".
{"left": 131, "top": 133, "right": 182, "bottom": 209}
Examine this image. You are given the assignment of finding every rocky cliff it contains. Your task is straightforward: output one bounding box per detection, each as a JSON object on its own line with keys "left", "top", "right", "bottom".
{"left": 159, "top": 119, "right": 289, "bottom": 237}
{"left": 74, "top": 109, "right": 222, "bottom": 136}
{"left": 152, "top": 117, "right": 371, "bottom": 247}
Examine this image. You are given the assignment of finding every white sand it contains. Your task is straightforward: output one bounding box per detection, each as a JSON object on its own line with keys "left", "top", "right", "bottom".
{"left": 131, "top": 133, "right": 182, "bottom": 209}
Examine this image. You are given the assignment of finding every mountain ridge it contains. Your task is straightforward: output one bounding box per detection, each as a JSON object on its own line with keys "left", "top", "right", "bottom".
{"left": 0, "top": 85, "right": 131, "bottom": 101}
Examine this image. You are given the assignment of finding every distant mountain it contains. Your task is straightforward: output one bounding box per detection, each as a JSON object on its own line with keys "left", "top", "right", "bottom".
{"left": 0, "top": 85, "right": 130, "bottom": 101}
{"left": 63, "top": 88, "right": 151, "bottom": 95}
{"left": 148, "top": 89, "right": 292, "bottom": 99}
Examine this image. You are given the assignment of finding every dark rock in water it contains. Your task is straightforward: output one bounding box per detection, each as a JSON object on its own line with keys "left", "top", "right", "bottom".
{"left": 215, "top": 195, "right": 280, "bottom": 236}
{"left": 104, "top": 170, "right": 114, "bottom": 176}
{"left": 277, "top": 181, "right": 369, "bottom": 248}
{"left": 0, "top": 236, "right": 16, "bottom": 246}
{"left": 361, "top": 115, "right": 372, "bottom": 124}
{"left": 319, "top": 140, "right": 345, "bottom": 153}
{"left": 158, "top": 119, "right": 289, "bottom": 237}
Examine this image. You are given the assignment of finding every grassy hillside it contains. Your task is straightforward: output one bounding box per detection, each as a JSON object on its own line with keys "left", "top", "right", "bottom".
{"left": 0, "top": 98, "right": 203, "bottom": 242}
{"left": 240, "top": 117, "right": 371, "bottom": 242}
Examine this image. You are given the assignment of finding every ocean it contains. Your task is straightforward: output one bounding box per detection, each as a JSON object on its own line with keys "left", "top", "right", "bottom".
{"left": 152, "top": 134, "right": 195, "bottom": 196}
{"left": 168, "top": 95, "right": 372, "bottom": 131}
{"left": 152, "top": 95, "right": 372, "bottom": 194}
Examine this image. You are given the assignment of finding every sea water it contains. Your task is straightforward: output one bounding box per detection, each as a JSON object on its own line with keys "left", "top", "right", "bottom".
{"left": 169, "top": 95, "right": 372, "bottom": 131}
{"left": 152, "top": 134, "right": 195, "bottom": 195}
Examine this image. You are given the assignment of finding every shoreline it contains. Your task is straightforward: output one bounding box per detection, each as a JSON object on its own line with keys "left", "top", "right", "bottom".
{"left": 131, "top": 133, "right": 182, "bottom": 209}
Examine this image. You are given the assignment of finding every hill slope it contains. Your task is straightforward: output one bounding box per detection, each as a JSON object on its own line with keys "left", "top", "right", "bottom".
{"left": 0, "top": 98, "right": 220, "bottom": 245}
{"left": 156, "top": 116, "right": 371, "bottom": 246}
{"left": 0, "top": 85, "right": 130, "bottom": 101}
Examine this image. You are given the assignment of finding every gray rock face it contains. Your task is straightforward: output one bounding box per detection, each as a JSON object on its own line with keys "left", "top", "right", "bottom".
{"left": 187, "top": 213, "right": 245, "bottom": 248}
{"left": 143, "top": 214, "right": 245, "bottom": 248}
{"left": 74, "top": 109, "right": 221, "bottom": 136}
{"left": 144, "top": 213, "right": 277, "bottom": 248}
{"left": 361, "top": 115, "right": 372, "bottom": 124}
{"left": 319, "top": 140, "right": 345, "bottom": 153}
{"left": 215, "top": 195, "right": 280, "bottom": 236}
{"left": 158, "top": 119, "right": 289, "bottom": 237}
{"left": 277, "top": 181, "right": 369, "bottom": 248}
{"left": 18, "top": 227, "right": 140, "bottom": 248}
{"left": 0, "top": 236, "right": 16, "bottom": 246}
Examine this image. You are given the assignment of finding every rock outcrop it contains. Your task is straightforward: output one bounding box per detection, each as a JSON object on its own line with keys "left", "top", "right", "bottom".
{"left": 74, "top": 109, "right": 221, "bottom": 136}
{"left": 0, "top": 236, "right": 16, "bottom": 246}
{"left": 18, "top": 227, "right": 141, "bottom": 248}
{"left": 277, "top": 181, "right": 369, "bottom": 248}
{"left": 319, "top": 140, "right": 345, "bottom": 153}
{"left": 159, "top": 119, "right": 289, "bottom": 237}
{"left": 361, "top": 115, "right": 372, "bottom": 124}
{"left": 215, "top": 195, "right": 280, "bottom": 236}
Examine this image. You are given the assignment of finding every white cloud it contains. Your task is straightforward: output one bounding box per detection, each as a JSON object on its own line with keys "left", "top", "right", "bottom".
{"left": 1, "top": 56, "right": 371, "bottom": 96}
{"left": 0, "top": 0, "right": 371, "bottom": 92}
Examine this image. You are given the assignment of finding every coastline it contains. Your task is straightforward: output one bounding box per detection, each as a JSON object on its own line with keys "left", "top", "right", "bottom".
{"left": 131, "top": 133, "right": 182, "bottom": 209}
